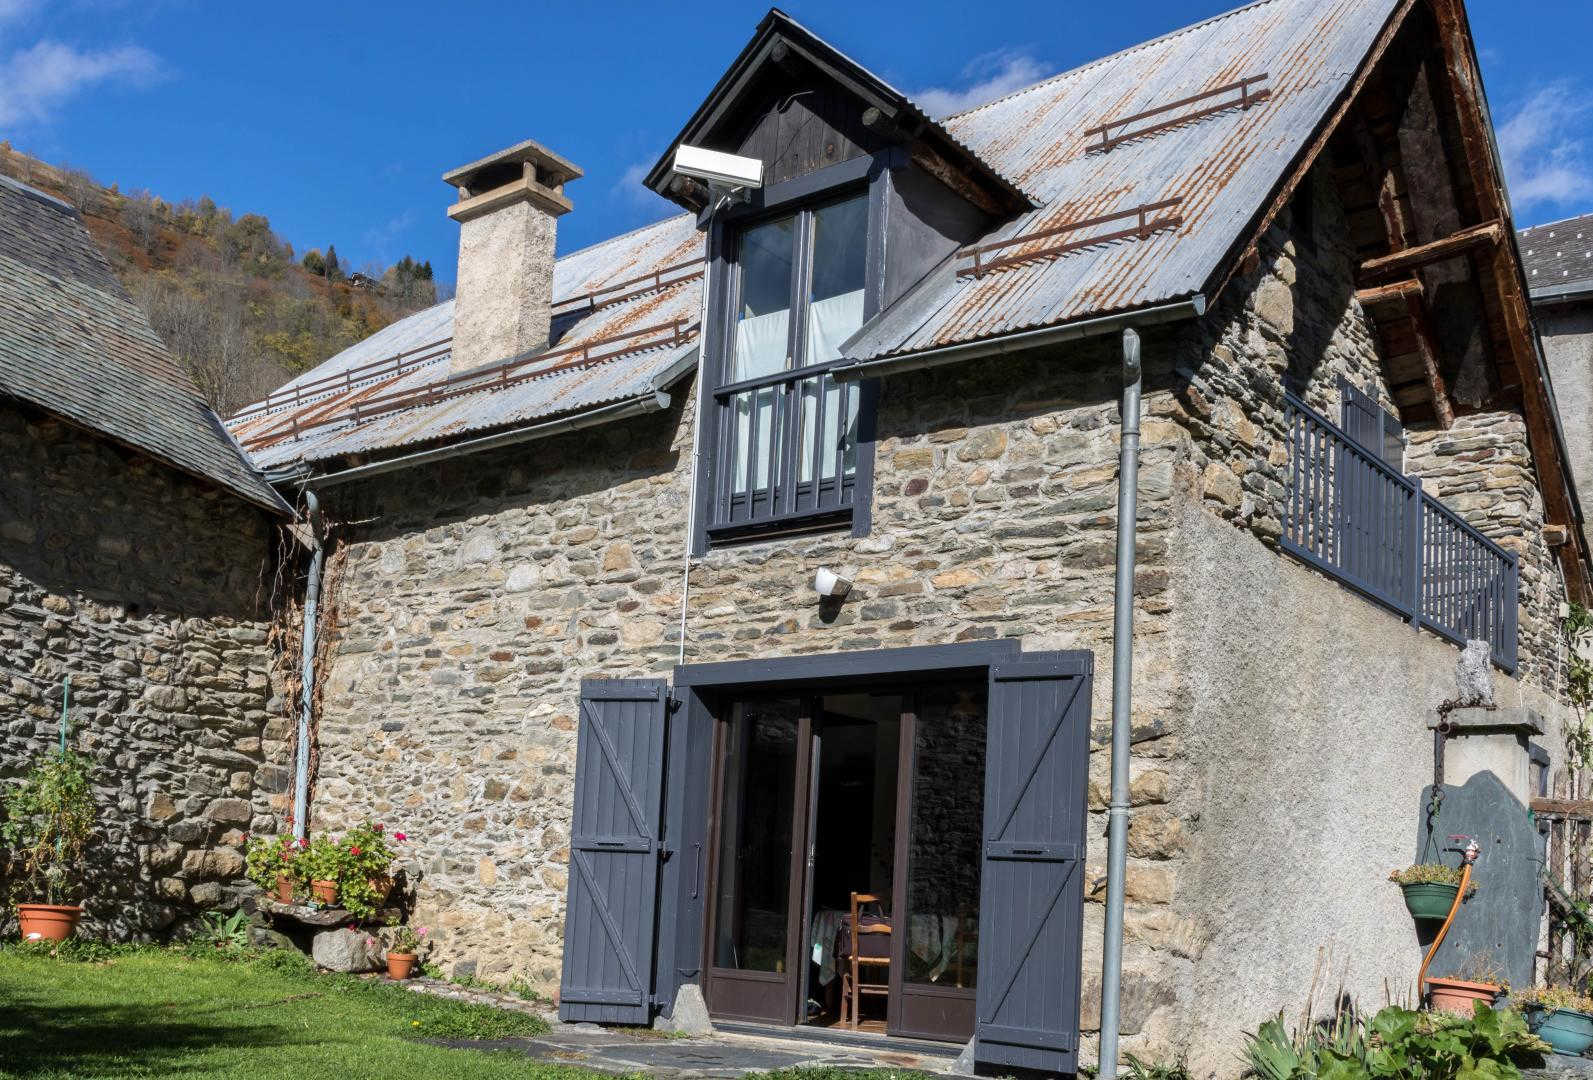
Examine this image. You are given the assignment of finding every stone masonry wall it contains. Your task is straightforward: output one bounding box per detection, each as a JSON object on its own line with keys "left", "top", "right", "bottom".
{"left": 1408, "top": 413, "right": 1568, "bottom": 690}
{"left": 0, "top": 402, "right": 281, "bottom": 939}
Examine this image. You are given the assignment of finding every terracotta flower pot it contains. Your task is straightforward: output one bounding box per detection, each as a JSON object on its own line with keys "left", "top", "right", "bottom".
{"left": 274, "top": 874, "right": 295, "bottom": 904}
{"left": 368, "top": 875, "right": 393, "bottom": 903}
{"left": 1427, "top": 975, "right": 1499, "bottom": 1016}
{"left": 386, "top": 952, "right": 416, "bottom": 980}
{"left": 310, "top": 879, "right": 338, "bottom": 905}
{"left": 17, "top": 903, "right": 83, "bottom": 942}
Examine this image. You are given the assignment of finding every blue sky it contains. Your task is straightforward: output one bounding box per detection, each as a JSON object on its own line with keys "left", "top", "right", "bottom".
{"left": 3, "top": 0, "right": 1590, "bottom": 284}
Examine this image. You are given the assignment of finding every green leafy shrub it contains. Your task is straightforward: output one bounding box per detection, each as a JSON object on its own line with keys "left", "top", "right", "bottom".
{"left": 190, "top": 910, "right": 252, "bottom": 953}
{"left": 1389, "top": 864, "right": 1465, "bottom": 887}
{"left": 1244, "top": 1002, "right": 1546, "bottom": 1080}
{"left": 1, "top": 749, "right": 95, "bottom": 905}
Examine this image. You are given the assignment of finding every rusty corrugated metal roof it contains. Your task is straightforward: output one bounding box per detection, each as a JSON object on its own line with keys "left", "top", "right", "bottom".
{"left": 229, "top": 213, "right": 703, "bottom": 470}
{"left": 844, "top": 0, "right": 1403, "bottom": 360}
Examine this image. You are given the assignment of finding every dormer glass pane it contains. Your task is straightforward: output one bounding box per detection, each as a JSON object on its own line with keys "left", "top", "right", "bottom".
{"left": 804, "top": 195, "right": 867, "bottom": 366}
{"left": 733, "top": 215, "right": 795, "bottom": 381}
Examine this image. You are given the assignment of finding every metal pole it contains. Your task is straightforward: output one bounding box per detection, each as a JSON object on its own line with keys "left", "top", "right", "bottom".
{"left": 1098, "top": 327, "right": 1141, "bottom": 1078}
{"left": 293, "top": 490, "right": 324, "bottom": 841}
{"left": 59, "top": 675, "right": 70, "bottom": 755}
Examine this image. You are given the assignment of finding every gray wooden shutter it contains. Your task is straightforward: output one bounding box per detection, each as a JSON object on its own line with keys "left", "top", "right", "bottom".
{"left": 1339, "top": 377, "right": 1404, "bottom": 469}
{"left": 558, "top": 678, "right": 668, "bottom": 1024}
{"left": 975, "top": 655, "right": 1092, "bottom": 1075}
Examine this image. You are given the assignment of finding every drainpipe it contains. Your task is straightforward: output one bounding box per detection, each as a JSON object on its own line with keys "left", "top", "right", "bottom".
{"left": 292, "top": 489, "right": 324, "bottom": 842}
{"left": 1098, "top": 327, "right": 1141, "bottom": 1079}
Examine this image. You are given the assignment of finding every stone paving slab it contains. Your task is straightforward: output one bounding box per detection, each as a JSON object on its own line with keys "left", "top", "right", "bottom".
{"left": 445, "top": 1023, "right": 966, "bottom": 1078}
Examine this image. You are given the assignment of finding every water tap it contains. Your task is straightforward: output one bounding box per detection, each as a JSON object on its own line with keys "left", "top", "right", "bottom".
{"left": 1448, "top": 834, "right": 1480, "bottom": 864}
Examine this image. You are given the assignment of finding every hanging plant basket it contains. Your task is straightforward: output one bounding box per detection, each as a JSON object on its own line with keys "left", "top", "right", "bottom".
{"left": 1401, "top": 882, "right": 1461, "bottom": 922}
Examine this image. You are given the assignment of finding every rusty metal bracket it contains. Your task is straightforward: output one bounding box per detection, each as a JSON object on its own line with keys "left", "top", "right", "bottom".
{"left": 1084, "top": 74, "right": 1271, "bottom": 154}
{"left": 956, "top": 198, "right": 1184, "bottom": 279}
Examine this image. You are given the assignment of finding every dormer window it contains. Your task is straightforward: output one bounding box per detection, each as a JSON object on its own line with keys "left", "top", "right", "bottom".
{"left": 704, "top": 191, "right": 874, "bottom": 543}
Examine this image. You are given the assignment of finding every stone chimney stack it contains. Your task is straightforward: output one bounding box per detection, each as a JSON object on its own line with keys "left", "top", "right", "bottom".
{"left": 442, "top": 138, "right": 582, "bottom": 375}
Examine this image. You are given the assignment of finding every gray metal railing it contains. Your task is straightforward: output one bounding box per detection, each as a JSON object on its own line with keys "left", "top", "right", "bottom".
{"left": 1281, "top": 393, "right": 1518, "bottom": 671}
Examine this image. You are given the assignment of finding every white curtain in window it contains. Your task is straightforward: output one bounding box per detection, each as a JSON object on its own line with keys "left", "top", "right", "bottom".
{"left": 730, "top": 386, "right": 780, "bottom": 496}
{"left": 797, "top": 376, "right": 860, "bottom": 486}
{"left": 803, "top": 289, "right": 865, "bottom": 368}
{"left": 733, "top": 310, "right": 789, "bottom": 381}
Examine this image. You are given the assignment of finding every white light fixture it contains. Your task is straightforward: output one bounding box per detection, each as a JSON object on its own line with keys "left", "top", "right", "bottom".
{"left": 813, "top": 567, "right": 853, "bottom": 598}
{"left": 671, "top": 144, "right": 763, "bottom": 191}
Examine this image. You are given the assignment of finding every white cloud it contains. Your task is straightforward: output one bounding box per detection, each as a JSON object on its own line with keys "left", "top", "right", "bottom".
{"left": 1497, "top": 82, "right": 1593, "bottom": 213}
{"left": 912, "top": 50, "right": 1048, "bottom": 119}
{"left": 0, "top": 38, "right": 163, "bottom": 127}
{"left": 612, "top": 158, "right": 671, "bottom": 212}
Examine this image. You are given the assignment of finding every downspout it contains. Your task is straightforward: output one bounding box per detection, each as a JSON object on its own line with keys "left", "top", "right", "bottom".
{"left": 1098, "top": 327, "right": 1142, "bottom": 1078}
{"left": 292, "top": 489, "right": 324, "bottom": 842}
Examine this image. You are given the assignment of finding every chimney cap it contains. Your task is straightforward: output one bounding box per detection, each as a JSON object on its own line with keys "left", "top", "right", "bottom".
{"left": 443, "top": 138, "right": 583, "bottom": 193}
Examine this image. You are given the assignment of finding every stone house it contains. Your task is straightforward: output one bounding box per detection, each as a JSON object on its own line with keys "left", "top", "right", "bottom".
{"left": 0, "top": 0, "right": 1568, "bottom": 1073}
{"left": 1519, "top": 213, "right": 1593, "bottom": 554}
{"left": 0, "top": 174, "right": 291, "bottom": 938}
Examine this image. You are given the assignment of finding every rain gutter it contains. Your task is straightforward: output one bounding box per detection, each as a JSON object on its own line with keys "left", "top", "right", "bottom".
{"left": 292, "top": 489, "right": 323, "bottom": 842}
{"left": 828, "top": 295, "right": 1206, "bottom": 381}
{"left": 1098, "top": 327, "right": 1142, "bottom": 1080}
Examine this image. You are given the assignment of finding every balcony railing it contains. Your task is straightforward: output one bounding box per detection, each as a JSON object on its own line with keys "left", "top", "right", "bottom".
{"left": 1281, "top": 392, "right": 1519, "bottom": 670}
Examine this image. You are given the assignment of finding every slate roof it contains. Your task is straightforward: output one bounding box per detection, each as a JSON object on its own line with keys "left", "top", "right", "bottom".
{"left": 232, "top": 0, "right": 1406, "bottom": 473}
{"left": 0, "top": 175, "right": 287, "bottom": 513}
{"left": 1519, "top": 212, "right": 1593, "bottom": 303}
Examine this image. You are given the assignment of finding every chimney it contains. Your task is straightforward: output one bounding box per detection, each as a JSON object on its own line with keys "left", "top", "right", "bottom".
{"left": 442, "top": 138, "right": 582, "bottom": 374}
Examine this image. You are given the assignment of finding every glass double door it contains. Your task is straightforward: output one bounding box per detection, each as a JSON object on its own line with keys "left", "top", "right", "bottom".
{"left": 702, "top": 684, "right": 986, "bottom": 1042}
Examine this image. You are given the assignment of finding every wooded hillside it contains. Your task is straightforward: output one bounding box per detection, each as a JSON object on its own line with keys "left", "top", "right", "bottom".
{"left": 0, "top": 142, "right": 443, "bottom": 416}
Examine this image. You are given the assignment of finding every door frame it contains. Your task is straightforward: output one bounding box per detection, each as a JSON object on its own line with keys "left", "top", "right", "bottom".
{"left": 672, "top": 641, "right": 1026, "bottom": 1038}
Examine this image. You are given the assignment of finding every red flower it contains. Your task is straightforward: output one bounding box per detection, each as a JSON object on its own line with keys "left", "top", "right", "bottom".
{"left": 350, "top": 845, "right": 361, "bottom": 856}
{"left": 394, "top": 832, "right": 407, "bottom": 842}
{"left": 375, "top": 823, "right": 385, "bottom": 832}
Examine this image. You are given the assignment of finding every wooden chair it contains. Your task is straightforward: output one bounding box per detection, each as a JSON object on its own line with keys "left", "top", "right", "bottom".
{"left": 840, "top": 891, "right": 891, "bottom": 1029}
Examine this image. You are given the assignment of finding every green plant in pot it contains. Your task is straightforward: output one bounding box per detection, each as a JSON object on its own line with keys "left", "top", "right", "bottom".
{"left": 1, "top": 749, "right": 95, "bottom": 941}
{"left": 332, "top": 822, "right": 397, "bottom": 921}
{"left": 1391, "top": 862, "right": 1471, "bottom": 922}
{"left": 299, "top": 836, "right": 341, "bottom": 906}
{"left": 244, "top": 835, "right": 302, "bottom": 904}
{"left": 1512, "top": 987, "right": 1593, "bottom": 1056}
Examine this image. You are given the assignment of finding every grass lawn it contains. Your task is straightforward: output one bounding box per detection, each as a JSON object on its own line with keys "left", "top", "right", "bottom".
{"left": 0, "top": 944, "right": 609, "bottom": 1080}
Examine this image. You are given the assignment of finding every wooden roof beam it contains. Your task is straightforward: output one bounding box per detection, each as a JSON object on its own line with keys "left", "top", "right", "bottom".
{"left": 1355, "top": 278, "right": 1423, "bottom": 307}
{"left": 1358, "top": 220, "right": 1502, "bottom": 280}
{"left": 1404, "top": 293, "right": 1456, "bottom": 428}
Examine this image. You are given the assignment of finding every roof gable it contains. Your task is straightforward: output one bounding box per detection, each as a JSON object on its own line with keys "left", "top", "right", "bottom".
{"left": 642, "top": 8, "right": 1033, "bottom": 216}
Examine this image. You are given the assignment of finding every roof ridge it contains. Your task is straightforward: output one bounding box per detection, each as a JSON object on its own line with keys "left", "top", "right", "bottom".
{"left": 0, "top": 172, "right": 79, "bottom": 216}
{"left": 1519, "top": 212, "right": 1593, "bottom": 234}
{"left": 944, "top": 0, "right": 1285, "bottom": 121}
{"left": 556, "top": 210, "right": 694, "bottom": 264}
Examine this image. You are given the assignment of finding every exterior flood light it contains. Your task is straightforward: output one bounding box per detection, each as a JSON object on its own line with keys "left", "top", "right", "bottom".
{"left": 813, "top": 567, "right": 853, "bottom": 598}
{"left": 671, "top": 144, "right": 764, "bottom": 191}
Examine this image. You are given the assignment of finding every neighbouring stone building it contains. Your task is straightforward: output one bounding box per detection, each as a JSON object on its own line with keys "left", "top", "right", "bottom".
{"left": 1519, "top": 213, "right": 1593, "bottom": 555}
{"left": 6, "top": 0, "right": 1591, "bottom": 1077}
{"left": 0, "top": 174, "right": 290, "bottom": 939}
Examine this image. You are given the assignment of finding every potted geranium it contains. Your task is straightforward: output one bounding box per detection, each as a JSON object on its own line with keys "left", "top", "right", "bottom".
{"left": 245, "top": 835, "right": 302, "bottom": 904}
{"left": 2, "top": 749, "right": 95, "bottom": 941}
{"left": 377, "top": 924, "right": 427, "bottom": 980}
{"left": 301, "top": 836, "right": 341, "bottom": 906}
{"left": 333, "top": 821, "right": 399, "bottom": 920}
{"left": 1390, "top": 862, "right": 1470, "bottom": 922}
{"left": 1512, "top": 987, "right": 1593, "bottom": 1055}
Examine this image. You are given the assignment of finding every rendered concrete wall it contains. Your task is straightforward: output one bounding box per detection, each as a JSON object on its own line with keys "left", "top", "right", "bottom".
{"left": 451, "top": 197, "right": 557, "bottom": 374}
{"left": 1167, "top": 504, "right": 1570, "bottom": 1076}
{"left": 1537, "top": 301, "right": 1593, "bottom": 553}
